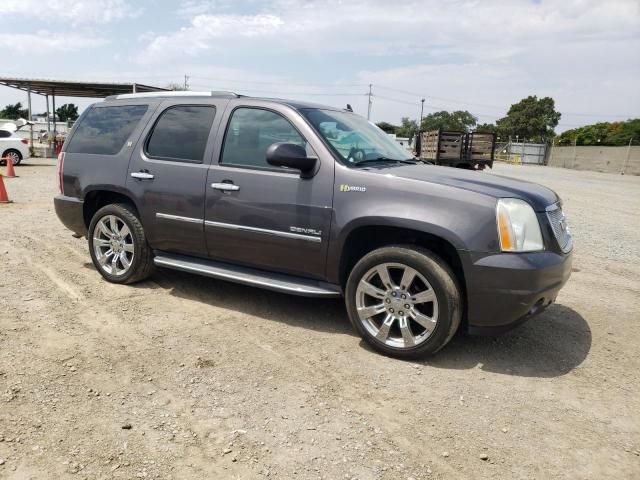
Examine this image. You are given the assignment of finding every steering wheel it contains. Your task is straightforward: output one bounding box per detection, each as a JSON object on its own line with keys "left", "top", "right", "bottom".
{"left": 347, "top": 147, "right": 366, "bottom": 163}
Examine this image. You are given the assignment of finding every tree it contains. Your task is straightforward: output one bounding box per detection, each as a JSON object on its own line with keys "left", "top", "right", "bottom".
{"left": 0, "top": 102, "right": 29, "bottom": 120}
{"left": 56, "top": 104, "right": 79, "bottom": 122}
{"left": 166, "top": 83, "right": 188, "bottom": 91}
{"left": 420, "top": 110, "right": 477, "bottom": 132}
{"left": 555, "top": 119, "right": 639, "bottom": 146}
{"left": 375, "top": 121, "right": 398, "bottom": 134}
{"left": 475, "top": 122, "right": 498, "bottom": 134}
{"left": 396, "top": 117, "right": 419, "bottom": 138}
{"left": 496, "top": 96, "right": 560, "bottom": 142}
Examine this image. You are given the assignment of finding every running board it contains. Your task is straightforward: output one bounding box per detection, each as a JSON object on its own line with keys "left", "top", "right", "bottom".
{"left": 153, "top": 253, "right": 342, "bottom": 298}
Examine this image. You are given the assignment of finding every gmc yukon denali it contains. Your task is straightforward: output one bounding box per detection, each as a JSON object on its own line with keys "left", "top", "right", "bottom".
{"left": 54, "top": 91, "right": 572, "bottom": 358}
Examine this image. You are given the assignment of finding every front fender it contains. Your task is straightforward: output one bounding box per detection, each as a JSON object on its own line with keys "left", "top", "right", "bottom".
{"left": 325, "top": 215, "right": 472, "bottom": 283}
{"left": 326, "top": 166, "right": 501, "bottom": 283}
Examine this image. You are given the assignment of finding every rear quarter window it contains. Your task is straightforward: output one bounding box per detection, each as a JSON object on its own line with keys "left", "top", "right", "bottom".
{"left": 145, "top": 105, "right": 216, "bottom": 163}
{"left": 66, "top": 105, "right": 148, "bottom": 155}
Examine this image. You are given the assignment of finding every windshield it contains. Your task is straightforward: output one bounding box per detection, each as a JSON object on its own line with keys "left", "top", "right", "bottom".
{"left": 301, "top": 109, "right": 415, "bottom": 166}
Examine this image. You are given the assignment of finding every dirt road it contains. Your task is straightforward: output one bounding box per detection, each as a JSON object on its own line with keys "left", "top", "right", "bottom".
{"left": 1, "top": 160, "right": 639, "bottom": 479}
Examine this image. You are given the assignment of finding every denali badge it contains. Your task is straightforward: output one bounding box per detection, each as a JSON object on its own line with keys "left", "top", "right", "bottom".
{"left": 339, "top": 184, "right": 366, "bottom": 192}
{"left": 290, "top": 226, "right": 322, "bottom": 236}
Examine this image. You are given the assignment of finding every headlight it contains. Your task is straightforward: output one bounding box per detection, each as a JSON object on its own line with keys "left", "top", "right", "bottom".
{"left": 496, "top": 198, "right": 544, "bottom": 252}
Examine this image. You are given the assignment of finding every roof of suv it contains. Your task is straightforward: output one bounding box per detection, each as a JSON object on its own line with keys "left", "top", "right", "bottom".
{"left": 104, "top": 91, "right": 342, "bottom": 112}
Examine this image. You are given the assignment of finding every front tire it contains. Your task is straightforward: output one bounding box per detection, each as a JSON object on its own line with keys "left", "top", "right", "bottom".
{"left": 345, "top": 246, "right": 462, "bottom": 359}
{"left": 88, "top": 203, "right": 154, "bottom": 284}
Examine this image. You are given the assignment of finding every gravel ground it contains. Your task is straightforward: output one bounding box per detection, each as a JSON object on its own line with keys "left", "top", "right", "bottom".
{"left": 0, "top": 160, "right": 639, "bottom": 479}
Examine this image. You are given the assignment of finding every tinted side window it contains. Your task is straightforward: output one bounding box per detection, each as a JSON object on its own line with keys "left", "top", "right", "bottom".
{"left": 0, "top": 130, "right": 11, "bottom": 138}
{"left": 221, "top": 108, "right": 306, "bottom": 169}
{"left": 66, "top": 105, "right": 148, "bottom": 155}
{"left": 146, "top": 106, "right": 216, "bottom": 163}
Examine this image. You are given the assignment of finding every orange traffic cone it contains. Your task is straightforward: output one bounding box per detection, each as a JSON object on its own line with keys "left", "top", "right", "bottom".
{"left": 0, "top": 174, "right": 12, "bottom": 203}
{"left": 3, "top": 157, "right": 18, "bottom": 178}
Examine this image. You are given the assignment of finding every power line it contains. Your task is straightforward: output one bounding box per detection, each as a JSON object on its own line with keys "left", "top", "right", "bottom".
{"left": 191, "top": 76, "right": 366, "bottom": 88}
{"left": 189, "top": 84, "right": 366, "bottom": 97}
{"left": 375, "top": 84, "right": 636, "bottom": 118}
{"left": 373, "top": 94, "right": 416, "bottom": 106}
{"left": 373, "top": 94, "right": 586, "bottom": 126}
{"left": 186, "top": 81, "right": 631, "bottom": 127}
{"left": 376, "top": 85, "right": 504, "bottom": 111}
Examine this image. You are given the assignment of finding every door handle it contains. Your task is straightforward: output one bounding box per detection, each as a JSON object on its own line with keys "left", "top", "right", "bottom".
{"left": 211, "top": 182, "right": 240, "bottom": 192}
{"left": 131, "top": 171, "right": 155, "bottom": 180}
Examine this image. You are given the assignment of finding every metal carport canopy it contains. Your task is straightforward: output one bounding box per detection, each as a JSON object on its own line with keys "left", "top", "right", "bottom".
{"left": 0, "top": 76, "right": 168, "bottom": 149}
{"left": 0, "top": 76, "right": 168, "bottom": 97}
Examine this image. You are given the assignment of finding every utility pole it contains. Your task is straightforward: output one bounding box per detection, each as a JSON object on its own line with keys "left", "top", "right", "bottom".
{"left": 621, "top": 136, "right": 633, "bottom": 175}
{"left": 184, "top": 74, "right": 190, "bottom": 90}
{"left": 367, "top": 84, "right": 373, "bottom": 121}
{"left": 420, "top": 98, "right": 425, "bottom": 129}
{"left": 45, "top": 94, "right": 50, "bottom": 139}
{"left": 27, "top": 83, "right": 33, "bottom": 149}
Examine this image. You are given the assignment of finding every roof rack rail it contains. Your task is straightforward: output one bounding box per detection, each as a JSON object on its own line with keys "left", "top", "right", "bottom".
{"left": 106, "top": 91, "right": 241, "bottom": 100}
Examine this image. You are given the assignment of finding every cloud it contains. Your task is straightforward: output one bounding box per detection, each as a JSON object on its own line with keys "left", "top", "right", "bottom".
{"left": 139, "top": 0, "right": 639, "bottom": 62}
{"left": 0, "top": 31, "right": 108, "bottom": 54}
{"left": 2, "top": 0, "right": 637, "bottom": 130}
{"left": 130, "top": 0, "right": 638, "bottom": 129}
{"left": 0, "top": 0, "right": 142, "bottom": 24}
{"left": 140, "top": 13, "right": 284, "bottom": 61}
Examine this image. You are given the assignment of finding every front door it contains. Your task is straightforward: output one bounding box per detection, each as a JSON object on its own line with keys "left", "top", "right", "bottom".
{"left": 204, "top": 102, "right": 334, "bottom": 280}
{"left": 126, "top": 99, "right": 227, "bottom": 257}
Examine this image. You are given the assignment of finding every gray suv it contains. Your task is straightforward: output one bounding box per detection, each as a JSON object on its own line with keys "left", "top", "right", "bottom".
{"left": 54, "top": 91, "right": 572, "bottom": 358}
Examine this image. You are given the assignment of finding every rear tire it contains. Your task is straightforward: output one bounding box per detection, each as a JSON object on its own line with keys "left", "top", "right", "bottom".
{"left": 345, "top": 245, "right": 461, "bottom": 359}
{"left": 88, "top": 203, "right": 154, "bottom": 284}
{"left": 1, "top": 149, "right": 22, "bottom": 166}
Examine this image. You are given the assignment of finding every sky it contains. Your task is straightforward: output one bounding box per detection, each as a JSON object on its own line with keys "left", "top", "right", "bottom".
{"left": 1, "top": 0, "right": 639, "bottom": 132}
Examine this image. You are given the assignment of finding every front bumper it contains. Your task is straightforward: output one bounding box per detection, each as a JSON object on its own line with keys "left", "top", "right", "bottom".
{"left": 54, "top": 195, "right": 87, "bottom": 237}
{"left": 461, "top": 249, "right": 572, "bottom": 335}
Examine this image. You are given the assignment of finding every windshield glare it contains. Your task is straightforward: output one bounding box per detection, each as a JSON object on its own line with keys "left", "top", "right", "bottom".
{"left": 301, "top": 109, "right": 414, "bottom": 165}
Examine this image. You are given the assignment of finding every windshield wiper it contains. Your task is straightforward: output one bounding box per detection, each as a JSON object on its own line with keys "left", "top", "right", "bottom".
{"left": 353, "top": 157, "right": 418, "bottom": 167}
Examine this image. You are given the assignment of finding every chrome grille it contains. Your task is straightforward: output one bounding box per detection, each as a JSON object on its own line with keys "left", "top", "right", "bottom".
{"left": 546, "top": 204, "right": 572, "bottom": 253}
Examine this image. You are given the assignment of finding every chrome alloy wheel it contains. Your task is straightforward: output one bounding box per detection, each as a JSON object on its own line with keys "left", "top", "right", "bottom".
{"left": 4, "top": 151, "right": 20, "bottom": 165}
{"left": 92, "top": 215, "right": 135, "bottom": 276}
{"left": 355, "top": 262, "right": 439, "bottom": 348}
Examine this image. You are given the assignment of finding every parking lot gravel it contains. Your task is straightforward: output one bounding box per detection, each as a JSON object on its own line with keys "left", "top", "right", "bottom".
{"left": 0, "top": 160, "right": 639, "bottom": 479}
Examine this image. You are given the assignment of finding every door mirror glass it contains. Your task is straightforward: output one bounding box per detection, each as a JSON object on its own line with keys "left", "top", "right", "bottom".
{"left": 266, "top": 142, "right": 317, "bottom": 177}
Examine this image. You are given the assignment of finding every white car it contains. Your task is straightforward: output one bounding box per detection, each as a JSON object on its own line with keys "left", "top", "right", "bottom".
{"left": 0, "top": 119, "right": 31, "bottom": 166}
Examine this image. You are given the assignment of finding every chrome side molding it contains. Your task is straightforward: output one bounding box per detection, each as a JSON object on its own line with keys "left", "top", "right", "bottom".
{"left": 156, "top": 213, "right": 203, "bottom": 224}
{"left": 204, "top": 220, "right": 322, "bottom": 243}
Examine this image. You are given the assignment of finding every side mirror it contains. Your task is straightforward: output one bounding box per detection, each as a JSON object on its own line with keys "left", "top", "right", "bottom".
{"left": 266, "top": 142, "right": 317, "bottom": 178}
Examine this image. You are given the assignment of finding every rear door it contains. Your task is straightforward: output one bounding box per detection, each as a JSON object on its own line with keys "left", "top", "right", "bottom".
{"left": 126, "top": 98, "right": 228, "bottom": 257}
{"left": 62, "top": 101, "right": 154, "bottom": 200}
{"left": 204, "top": 100, "right": 335, "bottom": 280}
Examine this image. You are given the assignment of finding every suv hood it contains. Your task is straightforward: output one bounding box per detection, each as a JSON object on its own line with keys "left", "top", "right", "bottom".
{"left": 386, "top": 164, "right": 558, "bottom": 211}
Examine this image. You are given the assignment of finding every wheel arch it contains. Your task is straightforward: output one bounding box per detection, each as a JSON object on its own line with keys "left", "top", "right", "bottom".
{"left": 83, "top": 189, "right": 140, "bottom": 228}
{"left": 335, "top": 223, "right": 467, "bottom": 315}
